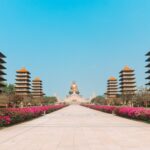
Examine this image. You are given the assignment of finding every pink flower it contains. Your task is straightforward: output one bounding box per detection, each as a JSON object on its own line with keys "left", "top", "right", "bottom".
{"left": 82, "top": 104, "right": 150, "bottom": 122}
{"left": 0, "top": 104, "right": 67, "bottom": 127}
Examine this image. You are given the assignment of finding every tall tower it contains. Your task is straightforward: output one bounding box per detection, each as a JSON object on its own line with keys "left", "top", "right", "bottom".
{"left": 15, "top": 67, "right": 31, "bottom": 96}
{"left": 145, "top": 51, "right": 150, "bottom": 87}
{"left": 119, "top": 66, "right": 136, "bottom": 95}
{"left": 0, "top": 52, "right": 6, "bottom": 93}
{"left": 32, "top": 77, "right": 43, "bottom": 98}
{"left": 107, "top": 77, "right": 118, "bottom": 98}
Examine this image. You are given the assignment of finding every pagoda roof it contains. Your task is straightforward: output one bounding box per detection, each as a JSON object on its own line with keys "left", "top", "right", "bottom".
{"left": 0, "top": 58, "right": 6, "bottom": 63}
{"left": 146, "top": 51, "right": 150, "bottom": 56}
{"left": 120, "top": 85, "right": 136, "bottom": 88}
{"left": 16, "top": 83, "right": 31, "bottom": 86}
{"left": 146, "top": 57, "right": 150, "bottom": 62}
{"left": 120, "top": 66, "right": 134, "bottom": 73}
{"left": 146, "top": 70, "right": 150, "bottom": 74}
{"left": 16, "top": 74, "right": 30, "bottom": 77}
{"left": 119, "top": 78, "right": 135, "bottom": 81}
{"left": 0, "top": 70, "right": 6, "bottom": 75}
{"left": 0, "top": 64, "right": 6, "bottom": 69}
{"left": 108, "top": 76, "right": 117, "bottom": 81}
{"left": 0, "top": 77, "right": 6, "bottom": 81}
{"left": 146, "top": 76, "right": 150, "bottom": 80}
{"left": 123, "top": 66, "right": 132, "bottom": 71}
{"left": 146, "top": 64, "right": 150, "bottom": 68}
{"left": 146, "top": 82, "right": 150, "bottom": 85}
{"left": 17, "top": 67, "right": 30, "bottom": 73}
{"left": 0, "top": 52, "right": 6, "bottom": 58}
{"left": 33, "top": 77, "right": 42, "bottom": 82}
{"left": 119, "top": 74, "right": 135, "bottom": 77}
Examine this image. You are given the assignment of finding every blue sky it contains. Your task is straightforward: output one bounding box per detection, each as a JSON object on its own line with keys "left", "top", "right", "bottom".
{"left": 0, "top": 0, "right": 149, "bottom": 98}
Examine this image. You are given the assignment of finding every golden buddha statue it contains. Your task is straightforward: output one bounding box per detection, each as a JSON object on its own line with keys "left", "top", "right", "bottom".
{"left": 69, "top": 82, "right": 80, "bottom": 95}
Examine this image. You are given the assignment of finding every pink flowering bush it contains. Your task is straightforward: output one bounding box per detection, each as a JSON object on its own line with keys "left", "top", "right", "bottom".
{"left": 0, "top": 105, "right": 67, "bottom": 127}
{"left": 82, "top": 104, "right": 116, "bottom": 114}
{"left": 83, "top": 104, "right": 150, "bottom": 122}
{"left": 0, "top": 116, "right": 11, "bottom": 127}
{"left": 115, "top": 107, "right": 150, "bottom": 122}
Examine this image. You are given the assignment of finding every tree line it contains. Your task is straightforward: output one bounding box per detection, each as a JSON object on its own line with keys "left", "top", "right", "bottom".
{"left": 0, "top": 83, "right": 58, "bottom": 107}
{"left": 91, "top": 87, "right": 150, "bottom": 107}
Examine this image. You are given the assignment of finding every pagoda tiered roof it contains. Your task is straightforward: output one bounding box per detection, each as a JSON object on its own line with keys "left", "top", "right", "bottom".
{"left": 145, "top": 51, "right": 150, "bottom": 86}
{"left": 32, "top": 77, "right": 43, "bottom": 98}
{"left": 0, "top": 70, "right": 6, "bottom": 75}
{"left": 15, "top": 67, "right": 31, "bottom": 96}
{"left": 119, "top": 66, "right": 136, "bottom": 95}
{"left": 146, "top": 70, "right": 150, "bottom": 74}
{"left": 107, "top": 76, "right": 118, "bottom": 98}
{"left": 146, "top": 64, "right": 150, "bottom": 68}
{"left": 146, "top": 51, "right": 150, "bottom": 56}
{"left": 146, "top": 57, "right": 150, "bottom": 62}
{"left": 0, "top": 52, "right": 6, "bottom": 93}
{"left": 0, "top": 52, "right": 6, "bottom": 58}
{"left": 0, "top": 58, "right": 6, "bottom": 63}
{"left": 17, "top": 67, "right": 30, "bottom": 74}
{"left": 108, "top": 77, "right": 117, "bottom": 81}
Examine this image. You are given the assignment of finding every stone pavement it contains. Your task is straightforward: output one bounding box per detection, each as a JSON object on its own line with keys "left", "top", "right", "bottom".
{"left": 0, "top": 105, "right": 150, "bottom": 150}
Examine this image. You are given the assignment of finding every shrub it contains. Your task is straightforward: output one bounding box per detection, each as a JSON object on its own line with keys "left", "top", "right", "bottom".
{"left": 82, "top": 104, "right": 116, "bottom": 114}
{"left": 82, "top": 104, "right": 150, "bottom": 122}
{"left": 0, "top": 104, "right": 67, "bottom": 127}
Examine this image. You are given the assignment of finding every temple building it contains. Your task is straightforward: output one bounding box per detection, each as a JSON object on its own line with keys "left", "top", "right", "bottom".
{"left": 107, "top": 77, "right": 118, "bottom": 98}
{"left": 0, "top": 52, "right": 6, "bottom": 93}
{"left": 64, "top": 82, "right": 87, "bottom": 104}
{"left": 15, "top": 67, "right": 31, "bottom": 96}
{"left": 32, "top": 77, "right": 44, "bottom": 98}
{"left": 119, "top": 66, "right": 136, "bottom": 95}
{"left": 145, "top": 51, "right": 150, "bottom": 87}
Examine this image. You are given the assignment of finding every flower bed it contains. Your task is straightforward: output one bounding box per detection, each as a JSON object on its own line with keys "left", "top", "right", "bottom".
{"left": 82, "top": 104, "right": 117, "bottom": 114}
{"left": 82, "top": 104, "right": 150, "bottom": 122}
{"left": 0, "top": 105, "right": 67, "bottom": 127}
{"left": 115, "top": 107, "right": 150, "bottom": 122}
{"left": 0, "top": 116, "right": 11, "bottom": 127}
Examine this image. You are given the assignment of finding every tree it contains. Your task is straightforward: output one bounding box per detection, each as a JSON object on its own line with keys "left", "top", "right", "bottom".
{"left": 2, "top": 83, "right": 15, "bottom": 96}
{"left": 91, "top": 96, "right": 106, "bottom": 105}
{"left": 10, "top": 95, "right": 24, "bottom": 106}
{"left": 134, "top": 87, "right": 150, "bottom": 107}
{"left": 43, "top": 96, "right": 58, "bottom": 105}
{"left": 121, "top": 90, "right": 135, "bottom": 106}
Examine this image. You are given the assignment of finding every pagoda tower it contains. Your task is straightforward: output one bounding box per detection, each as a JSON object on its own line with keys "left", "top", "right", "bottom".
{"left": 119, "top": 66, "right": 136, "bottom": 95}
{"left": 15, "top": 67, "right": 31, "bottom": 96}
{"left": 107, "top": 77, "right": 118, "bottom": 98}
{"left": 145, "top": 51, "right": 150, "bottom": 87}
{"left": 32, "top": 77, "right": 43, "bottom": 98}
{"left": 0, "top": 52, "right": 6, "bottom": 93}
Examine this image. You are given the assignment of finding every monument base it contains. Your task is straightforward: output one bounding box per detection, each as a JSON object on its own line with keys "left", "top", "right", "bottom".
{"left": 64, "top": 93, "right": 87, "bottom": 104}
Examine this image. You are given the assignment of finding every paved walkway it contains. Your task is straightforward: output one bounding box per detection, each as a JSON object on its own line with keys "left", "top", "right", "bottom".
{"left": 0, "top": 105, "right": 150, "bottom": 150}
